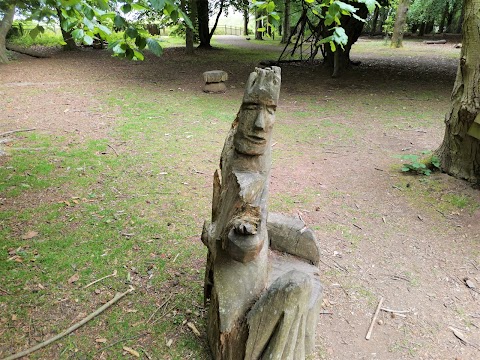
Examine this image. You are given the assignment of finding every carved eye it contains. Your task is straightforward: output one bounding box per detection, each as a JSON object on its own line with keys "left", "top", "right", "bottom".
{"left": 266, "top": 106, "right": 275, "bottom": 115}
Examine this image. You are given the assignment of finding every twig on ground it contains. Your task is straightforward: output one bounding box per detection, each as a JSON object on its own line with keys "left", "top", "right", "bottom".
{"left": 94, "top": 333, "right": 147, "bottom": 356}
{"left": 449, "top": 326, "right": 480, "bottom": 350}
{"left": 380, "top": 307, "right": 410, "bottom": 314}
{"left": 107, "top": 144, "right": 119, "bottom": 156}
{"left": 83, "top": 270, "right": 118, "bottom": 289}
{"left": 3, "top": 286, "right": 134, "bottom": 360}
{"left": 366, "top": 296, "right": 384, "bottom": 340}
{"left": 0, "top": 128, "right": 36, "bottom": 137}
{"left": 146, "top": 294, "right": 173, "bottom": 324}
{"left": 0, "top": 287, "right": 11, "bottom": 295}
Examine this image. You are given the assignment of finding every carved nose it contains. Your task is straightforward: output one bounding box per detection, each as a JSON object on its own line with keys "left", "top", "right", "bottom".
{"left": 254, "top": 111, "right": 265, "bottom": 130}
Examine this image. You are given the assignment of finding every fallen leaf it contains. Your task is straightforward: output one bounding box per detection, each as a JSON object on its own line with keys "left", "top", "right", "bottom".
{"left": 166, "top": 339, "right": 173, "bottom": 348}
{"left": 123, "top": 346, "right": 140, "bottom": 357}
{"left": 187, "top": 321, "right": 201, "bottom": 336}
{"left": 95, "top": 338, "right": 107, "bottom": 343}
{"left": 11, "top": 314, "right": 17, "bottom": 321}
{"left": 68, "top": 273, "right": 79, "bottom": 284}
{"left": 21, "top": 231, "right": 38, "bottom": 240}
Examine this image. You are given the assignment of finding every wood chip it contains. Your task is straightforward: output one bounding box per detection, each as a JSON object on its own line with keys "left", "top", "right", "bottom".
{"left": 95, "top": 338, "right": 107, "bottom": 343}
{"left": 187, "top": 322, "right": 201, "bottom": 336}
{"left": 68, "top": 273, "right": 80, "bottom": 284}
{"left": 21, "top": 231, "right": 38, "bottom": 240}
{"left": 123, "top": 346, "right": 140, "bottom": 357}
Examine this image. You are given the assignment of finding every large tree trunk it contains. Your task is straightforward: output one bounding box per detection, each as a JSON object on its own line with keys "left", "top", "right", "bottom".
{"left": 322, "top": 3, "right": 368, "bottom": 77}
{"left": 280, "top": 0, "right": 290, "bottom": 43}
{"left": 197, "top": 0, "right": 211, "bottom": 48}
{"left": 0, "top": 5, "right": 15, "bottom": 64}
{"left": 390, "top": 0, "right": 409, "bottom": 48}
{"left": 438, "top": 1, "right": 449, "bottom": 33}
{"left": 243, "top": 8, "right": 249, "bottom": 36}
{"left": 436, "top": 0, "right": 480, "bottom": 184}
{"left": 56, "top": 8, "right": 77, "bottom": 51}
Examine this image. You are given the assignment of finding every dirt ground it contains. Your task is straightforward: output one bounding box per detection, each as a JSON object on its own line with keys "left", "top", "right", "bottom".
{"left": 1, "top": 36, "right": 479, "bottom": 359}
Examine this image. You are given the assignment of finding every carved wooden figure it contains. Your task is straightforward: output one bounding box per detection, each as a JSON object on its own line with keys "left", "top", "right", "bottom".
{"left": 202, "top": 67, "right": 322, "bottom": 360}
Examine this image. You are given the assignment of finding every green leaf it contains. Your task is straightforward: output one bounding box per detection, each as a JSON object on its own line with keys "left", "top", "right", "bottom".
{"left": 125, "top": 27, "right": 139, "bottom": 39}
{"left": 333, "top": 27, "right": 348, "bottom": 46}
{"left": 83, "top": 34, "right": 93, "bottom": 45}
{"left": 122, "top": 4, "right": 132, "bottom": 13}
{"left": 401, "top": 166, "right": 410, "bottom": 172}
{"left": 96, "top": 0, "right": 109, "bottom": 11}
{"left": 257, "top": 27, "right": 266, "bottom": 32}
{"left": 266, "top": 1, "right": 275, "bottom": 12}
{"left": 335, "top": 1, "right": 357, "bottom": 13}
{"left": 113, "top": 42, "right": 127, "bottom": 54}
{"left": 83, "top": 17, "right": 95, "bottom": 31}
{"left": 135, "top": 36, "right": 147, "bottom": 49}
{"left": 151, "top": 0, "right": 166, "bottom": 11}
{"left": 96, "top": 24, "right": 111, "bottom": 36}
{"left": 357, "top": 0, "right": 378, "bottom": 13}
{"left": 178, "top": 9, "right": 193, "bottom": 28}
{"left": 84, "top": 6, "right": 94, "bottom": 20}
{"left": 146, "top": 37, "right": 163, "bottom": 56}
{"left": 114, "top": 15, "right": 127, "bottom": 30}
{"left": 330, "top": 41, "right": 336, "bottom": 52}
{"left": 29, "top": 26, "right": 41, "bottom": 39}
{"left": 133, "top": 50, "right": 144, "bottom": 61}
{"left": 71, "top": 28, "right": 85, "bottom": 40}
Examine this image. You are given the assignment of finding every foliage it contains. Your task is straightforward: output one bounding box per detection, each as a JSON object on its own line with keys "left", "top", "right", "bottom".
{"left": 1, "top": 0, "right": 193, "bottom": 61}
{"left": 251, "top": 0, "right": 380, "bottom": 52}
{"left": 399, "top": 151, "right": 440, "bottom": 176}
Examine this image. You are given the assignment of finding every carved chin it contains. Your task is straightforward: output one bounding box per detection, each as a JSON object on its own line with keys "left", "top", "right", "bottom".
{"left": 227, "top": 228, "right": 264, "bottom": 263}
{"left": 234, "top": 135, "right": 267, "bottom": 155}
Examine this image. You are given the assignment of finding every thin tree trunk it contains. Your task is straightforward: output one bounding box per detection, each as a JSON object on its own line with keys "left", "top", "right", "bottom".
{"left": 390, "top": 0, "right": 409, "bottom": 48}
{"left": 436, "top": 0, "right": 480, "bottom": 184}
{"left": 243, "top": 9, "right": 249, "bottom": 36}
{"left": 418, "top": 22, "right": 426, "bottom": 36}
{"left": 0, "top": 5, "right": 15, "bottom": 63}
{"left": 370, "top": 6, "right": 379, "bottom": 36}
{"left": 255, "top": 9, "right": 263, "bottom": 40}
{"left": 456, "top": 3, "right": 464, "bottom": 33}
{"left": 209, "top": 0, "right": 225, "bottom": 40}
{"left": 281, "top": 0, "right": 291, "bottom": 43}
{"left": 438, "top": 1, "right": 449, "bottom": 33}
{"left": 56, "top": 8, "right": 77, "bottom": 51}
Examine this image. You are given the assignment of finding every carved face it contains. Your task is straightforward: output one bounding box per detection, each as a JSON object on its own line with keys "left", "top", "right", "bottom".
{"left": 233, "top": 103, "right": 276, "bottom": 156}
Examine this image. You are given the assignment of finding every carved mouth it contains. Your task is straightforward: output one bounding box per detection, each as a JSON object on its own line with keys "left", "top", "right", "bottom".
{"left": 245, "top": 135, "right": 266, "bottom": 144}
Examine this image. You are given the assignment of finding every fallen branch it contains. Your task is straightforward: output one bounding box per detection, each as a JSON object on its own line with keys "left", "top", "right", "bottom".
{"left": 3, "top": 286, "right": 134, "bottom": 360}
{"left": 6, "top": 44, "right": 50, "bottom": 58}
{"left": 146, "top": 294, "right": 173, "bottom": 324}
{"left": 83, "top": 269, "right": 117, "bottom": 289}
{"left": 0, "top": 128, "right": 36, "bottom": 138}
{"left": 423, "top": 39, "right": 447, "bottom": 45}
{"left": 366, "top": 296, "right": 384, "bottom": 340}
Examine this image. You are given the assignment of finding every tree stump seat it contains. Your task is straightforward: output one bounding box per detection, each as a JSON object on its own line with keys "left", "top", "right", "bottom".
{"left": 203, "top": 70, "right": 228, "bottom": 93}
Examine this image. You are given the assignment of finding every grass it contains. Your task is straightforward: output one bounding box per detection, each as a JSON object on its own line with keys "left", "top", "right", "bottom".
{"left": 0, "top": 37, "right": 474, "bottom": 359}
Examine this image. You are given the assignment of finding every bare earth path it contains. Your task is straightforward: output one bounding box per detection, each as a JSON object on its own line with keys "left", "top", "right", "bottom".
{"left": 1, "top": 36, "right": 479, "bottom": 359}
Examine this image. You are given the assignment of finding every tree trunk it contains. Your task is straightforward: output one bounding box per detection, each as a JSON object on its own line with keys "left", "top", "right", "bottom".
{"left": 425, "top": 20, "right": 434, "bottom": 34}
{"left": 370, "top": 6, "right": 379, "bottom": 36}
{"left": 418, "top": 22, "right": 426, "bottom": 36}
{"left": 182, "top": 0, "right": 195, "bottom": 54}
{"left": 56, "top": 8, "right": 77, "bottom": 51}
{"left": 390, "top": 0, "right": 409, "bottom": 48}
{"left": 197, "top": 0, "right": 211, "bottom": 48}
{"left": 255, "top": 9, "right": 263, "bottom": 40}
{"left": 436, "top": 0, "right": 480, "bottom": 184}
{"left": 438, "top": 1, "right": 449, "bottom": 33}
{"left": 280, "top": 0, "right": 290, "bottom": 43}
{"left": 0, "top": 5, "right": 15, "bottom": 64}
{"left": 322, "top": 3, "right": 368, "bottom": 76}
{"left": 456, "top": 3, "right": 464, "bottom": 33}
{"left": 243, "top": 9, "right": 249, "bottom": 36}
{"left": 209, "top": 0, "right": 225, "bottom": 40}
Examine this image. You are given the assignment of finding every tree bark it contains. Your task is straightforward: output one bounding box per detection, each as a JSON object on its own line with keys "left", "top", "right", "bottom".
{"left": 182, "top": 0, "right": 195, "bottom": 54}
{"left": 322, "top": 3, "right": 368, "bottom": 76}
{"left": 255, "top": 8, "right": 263, "bottom": 40}
{"left": 438, "top": 1, "right": 449, "bottom": 33}
{"left": 390, "top": 0, "right": 409, "bottom": 48}
{"left": 197, "top": 0, "right": 211, "bottom": 48}
{"left": 0, "top": 5, "right": 15, "bottom": 64}
{"left": 243, "top": 8, "right": 249, "bottom": 36}
{"left": 56, "top": 8, "right": 77, "bottom": 51}
{"left": 436, "top": 0, "right": 480, "bottom": 184}
{"left": 370, "top": 6, "right": 379, "bottom": 36}
{"left": 209, "top": 0, "right": 225, "bottom": 40}
{"left": 280, "top": 0, "right": 291, "bottom": 43}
